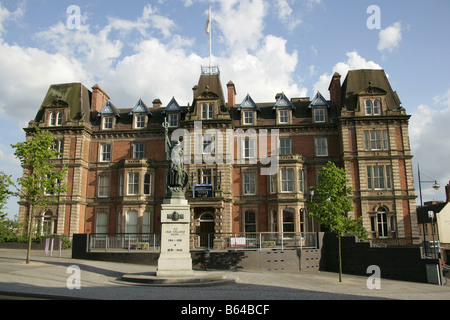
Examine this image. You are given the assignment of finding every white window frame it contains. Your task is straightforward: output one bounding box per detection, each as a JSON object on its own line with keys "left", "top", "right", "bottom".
{"left": 100, "top": 144, "right": 112, "bottom": 162}
{"left": 96, "top": 212, "right": 108, "bottom": 234}
{"left": 144, "top": 173, "right": 152, "bottom": 196}
{"left": 119, "top": 173, "right": 124, "bottom": 196}
{"left": 364, "top": 130, "right": 389, "bottom": 151}
{"left": 279, "top": 138, "right": 292, "bottom": 155}
{"left": 49, "top": 111, "right": 63, "bottom": 127}
{"left": 133, "top": 143, "right": 145, "bottom": 159}
{"left": 314, "top": 137, "right": 328, "bottom": 157}
{"left": 281, "top": 168, "right": 294, "bottom": 193}
{"left": 243, "top": 171, "right": 256, "bottom": 195}
{"left": 168, "top": 113, "right": 179, "bottom": 127}
{"left": 269, "top": 174, "right": 277, "bottom": 194}
{"left": 367, "top": 165, "right": 392, "bottom": 190}
{"left": 373, "top": 100, "right": 381, "bottom": 115}
{"left": 243, "top": 111, "right": 254, "bottom": 125}
{"left": 127, "top": 172, "right": 140, "bottom": 195}
{"left": 202, "top": 103, "right": 213, "bottom": 119}
{"left": 142, "top": 211, "right": 151, "bottom": 234}
{"left": 135, "top": 115, "right": 146, "bottom": 129}
{"left": 243, "top": 138, "right": 256, "bottom": 159}
{"left": 314, "top": 109, "right": 326, "bottom": 123}
{"left": 298, "top": 169, "right": 305, "bottom": 193}
{"left": 51, "top": 139, "right": 64, "bottom": 158}
{"left": 98, "top": 174, "right": 110, "bottom": 198}
{"left": 278, "top": 109, "right": 290, "bottom": 124}
{"left": 103, "top": 116, "right": 113, "bottom": 129}
{"left": 125, "top": 210, "right": 138, "bottom": 234}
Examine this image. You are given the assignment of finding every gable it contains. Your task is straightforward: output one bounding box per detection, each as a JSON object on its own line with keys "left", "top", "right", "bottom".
{"left": 309, "top": 91, "right": 329, "bottom": 108}
{"left": 163, "top": 97, "right": 183, "bottom": 114}
{"left": 129, "top": 99, "right": 152, "bottom": 116}
{"left": 238, "top": 94, "right": 260, "bottom": 111}
{"left": 273, "top": 92, "right": 295, "bottom": 110}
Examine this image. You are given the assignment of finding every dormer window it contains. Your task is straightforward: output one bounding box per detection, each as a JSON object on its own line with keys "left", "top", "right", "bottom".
{"left": 134, "top": 115, "right": 146, "bottom": 129}
{"left": 98, "top": 101, "right": 120, "bottom": 130}
{"left": 129, "top": 99, "right": 152, "bottom": 130}
{"left": 238, "top": 94, "right": 259, "bottom": 126}
{"left": 365, "top": 99, "right": 382, "bottom": 116}
{"left": 243, "top": 111, "right": 255, "bottom": 125}
{"left": 309, "top": 92, "right": 329, "bottom": 124}
{"left": 102, "top": 116, "right": 113, "bottom": 129}
{"left": 163, "top": 97, "right": 182, "bottom": 126}
{"left": 314, "top": 109, "right": 326, "bottom": 123}
{"left": 49, "top": 111, "right": 63, "bottom": 126}
{"left": 273, "top": 92, "right": 295, "bottom": 125}
{"left": 278, "top": 109, "right": 290, "bottom": 124}
{"left": 202, "top": 103, "right": 214, "bottom": 119}
{"left": 168, "top": 113, "right": 179, "bottom": 127}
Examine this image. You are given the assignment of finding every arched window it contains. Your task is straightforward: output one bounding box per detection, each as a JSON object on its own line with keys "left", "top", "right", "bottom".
{"left": 365, "top": 100, "right": 373, "bottom": 115}
{"left": 373, "top": 100, "right": 381, "bottom": 115}
{"left": 42, "top": 211, "right": 57, "bottom": 235}
{"left": 376, "top": 207, "right": 388, "bottom": 238}
{"left": 282, "top": 209, "right": 295, "bottom": 233}
{"left": 142, "top": 211, "right": 151, "bottom": 234}
{"left": 96, "top": 212, "right": 108, "bottom": 234}
{"left": 126, "top": 210, "right": 138, "bottom": 234}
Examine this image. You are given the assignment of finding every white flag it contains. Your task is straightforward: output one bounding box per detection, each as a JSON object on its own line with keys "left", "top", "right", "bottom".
{"left": 205, "top": 5, "right": 211, "bottom": 34}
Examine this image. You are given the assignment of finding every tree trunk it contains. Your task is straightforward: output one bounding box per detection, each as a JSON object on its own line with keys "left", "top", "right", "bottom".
{"left": 338, "top": 234, "right": 342, "bottom": 282}
{"left": 26, "top": 208, "right": 34, "bottom": 264}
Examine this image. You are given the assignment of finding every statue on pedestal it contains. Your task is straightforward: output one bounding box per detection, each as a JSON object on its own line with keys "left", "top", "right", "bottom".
{"left": 163, "top": 117, "right": 189, "bottom": 199}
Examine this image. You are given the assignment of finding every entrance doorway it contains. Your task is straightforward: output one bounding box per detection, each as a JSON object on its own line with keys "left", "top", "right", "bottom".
{"left": 199, "top": 213, "right": 214, "bottom": 248}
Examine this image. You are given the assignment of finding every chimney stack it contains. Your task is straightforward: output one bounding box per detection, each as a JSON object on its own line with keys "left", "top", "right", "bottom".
{"left": 152, "top": 99, "right": 162, "bottom": 108}
{"left": 192, "top": 85, "right": 199, "bottom": 100}
{"left": 227, "top": 81, "right": 236, "bottom": 108}
{"left": 446, "top": 181, "right": 450, "bottom": 203}
{"left": 91, "top": 84, "right": 110, "bottom": 118}
{"left": 328, "top": 72, "right": 342, "bottom": 111}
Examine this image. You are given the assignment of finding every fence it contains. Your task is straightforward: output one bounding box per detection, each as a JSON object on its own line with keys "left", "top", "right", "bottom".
{"left": 217, "top": 232, "right": 318, "bottom": 251}
{"left": 89, "top": 234, "right": 160, "bottom": 253}
{"left": 88, "top": 232, "right": 318, "bottom": 252}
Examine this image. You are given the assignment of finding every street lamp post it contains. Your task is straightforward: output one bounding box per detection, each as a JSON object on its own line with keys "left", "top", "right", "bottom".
{"left": 428, "top": 210, "right": 437, "bottom": 259}
{"left": 418, "top": 164, "right": 440, "bottom": 257}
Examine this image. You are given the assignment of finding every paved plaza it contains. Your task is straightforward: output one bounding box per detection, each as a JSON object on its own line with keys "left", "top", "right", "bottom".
{"left": 1, "top": 248, "right": 450, "bottom": 301}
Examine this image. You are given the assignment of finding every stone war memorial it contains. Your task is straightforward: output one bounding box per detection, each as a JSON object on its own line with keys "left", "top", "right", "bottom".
{"left": 156, "top": 117, "right": 193, "bottom": 276}
{"left": 121, "top": 118, "right": 232, "bottom": 285}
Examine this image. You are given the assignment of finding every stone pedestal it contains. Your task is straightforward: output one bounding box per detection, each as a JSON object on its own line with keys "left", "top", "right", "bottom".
{"left": 157, "top": 197, "right": 193, "bottom": 277}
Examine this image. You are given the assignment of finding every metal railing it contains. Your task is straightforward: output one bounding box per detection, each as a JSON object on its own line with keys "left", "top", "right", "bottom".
{"left": 89, "top": 234, "right": 160, "bottom": 253}
{"left": 88, "top": 232, "right": 318, "bottom": 252}
{"left": 196, "top": 232, "right": 318, "bottom": 251}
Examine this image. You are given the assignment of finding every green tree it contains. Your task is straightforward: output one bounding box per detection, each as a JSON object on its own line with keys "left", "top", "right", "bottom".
{"left": 11, "top": 128, "right": 68, "bottom": 264}
{"left": 307, "top": 162, "right": 368, "bottom": 282}
{"left": 0, "top": 172, "right": 17, "bottom": 220}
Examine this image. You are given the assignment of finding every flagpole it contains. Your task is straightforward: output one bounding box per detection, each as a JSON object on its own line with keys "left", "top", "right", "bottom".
{"left": 209, "top": 5, "right": 212, "bottom": 73}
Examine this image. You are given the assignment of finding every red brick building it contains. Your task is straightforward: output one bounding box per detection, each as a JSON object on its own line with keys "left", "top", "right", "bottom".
{"left": 18, "top": 67, "right": 419, "bottom": 247}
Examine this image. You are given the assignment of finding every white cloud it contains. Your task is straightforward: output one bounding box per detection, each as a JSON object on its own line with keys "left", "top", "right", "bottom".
{"left": 274, "top": 0, "right": 302, "bottom": 31}
{"left": 378, "top": 21, "right": 402, "bottom": 53}
{"left": 214, "top": 0, "right": 267, "bottom": 52}
{"left": 0, "top": 0, "right": 305, "bottom": 120}
{"left": 313, "top": 51, "right": 383, "bottom": 99}
{"left": 0, "top": 2, "right": 24, "bottom": 38}
{"left": 0, "top": 41, "right": 90, "bottom": 125}
{"left": 410, "top": 99, "right": 450, "bottom": 202}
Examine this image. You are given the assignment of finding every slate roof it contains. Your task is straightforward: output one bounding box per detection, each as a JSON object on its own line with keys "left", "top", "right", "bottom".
{"left": 341, "top": 69, "right": 402, "bottom": 112}
{"left": 35, "top": 83, "right": 91, "bottom": 123}
{"left": 416, "top": 202, "right": 449, "bottom": 224}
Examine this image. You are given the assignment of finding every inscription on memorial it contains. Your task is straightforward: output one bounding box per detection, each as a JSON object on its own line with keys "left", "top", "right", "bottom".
{"left": 165, "top": 227, "right": 186, "bottom": 252}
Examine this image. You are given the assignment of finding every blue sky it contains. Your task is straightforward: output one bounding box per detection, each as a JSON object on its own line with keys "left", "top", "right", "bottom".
{"left": 0, "top": 0, "right": 449, "bottom": 219}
